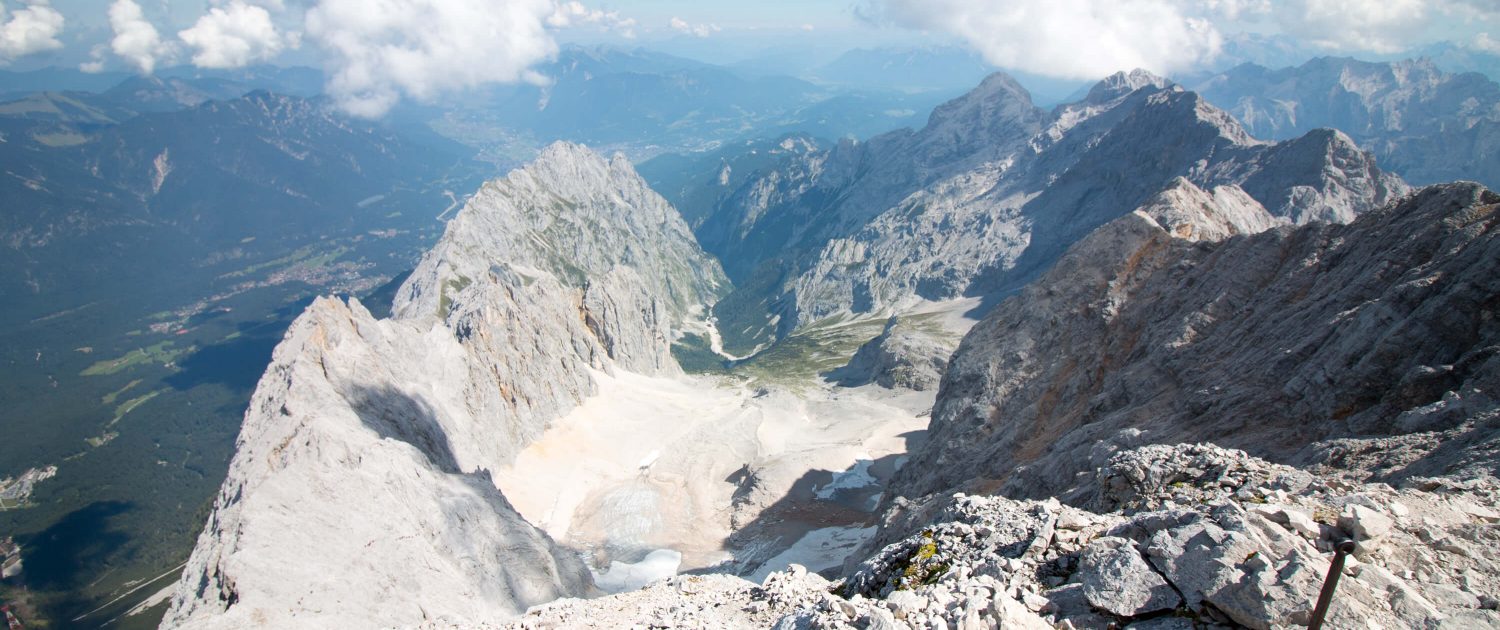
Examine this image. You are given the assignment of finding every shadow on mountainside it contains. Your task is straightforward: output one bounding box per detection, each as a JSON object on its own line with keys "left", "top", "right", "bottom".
{"left": 18, "top": 500, "right": 134, "bottom": 592}
{"left": 345, "top": 385, "right": 462, "bottom": 475}
{"left": 704, "top": 429, "right": 928, "bottom": 580}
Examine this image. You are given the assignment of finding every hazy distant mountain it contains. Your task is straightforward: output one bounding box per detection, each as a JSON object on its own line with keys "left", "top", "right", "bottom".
{"left": 420, "top": 45, "right": 952, "bottom": 161}
{"left": 0, "top": 90, "right": 476, "bottom": 324}
{"left": 1192, "top": 57, "right": 1500, "bottom": 186}
{"left": 1206, "top": 33, "right": 1325, "bottom": 74}
{"left": 811, "top": 46, "right": 1089, "bottom": 105}
{"left": 0, "top": 67, "right": 132, "bottom": 100}
{"left": 812, "top": 46, "right": 995, "bottom": 92}
{"left": 1410, "top": 41, "right": 1500, "bottom": 81}
{"left": 95, "top": 76, "right": 269, "bottom": 113}
{"left": 155, "top": 65, "right": 325, "bottom": 98}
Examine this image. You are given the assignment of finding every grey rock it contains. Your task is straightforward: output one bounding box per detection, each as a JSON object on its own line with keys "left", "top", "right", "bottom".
{"left": 1041, "top": 584, "right": 1113, "bottom": 629}
{"left": 865, "top": 608, "right": 902, "bottom": 630}
{"left": 830, "top": 317, "right": 954, "bottom": 390}
{"left": 1193, "top": 57, "right": 1500, "bottom": 187}
{"left": 396, "top": 141, "right": 727, "bottom": 326}
{"left": 1425, "top": 583, "right": 1483, "bottom": 610}
{"left": 1124, "top": 618, "right": 1197, "bottom": 630}
{"left": 989, "top": 592, "right": 1052, "bottom": 630}
{"left": 163, "top": 143, "right": 726, "bottom": 629}
{"left": 886, "top": 590, "right": 927, "bottom": 619}
{"left": 1076, "top": 538, "right": 1181, "bottom": 617}
{"left": 1143, "top": 517, "right": 1256, "bottom": 609}
{"left": 1339, "top": 505, "right": 1395, "bottom": 542}
{"left": 894, "top": 182, "right": 1500, "bottom": 504}
{"left": 681, "top": 70, "right": 1404, "bottom": 339}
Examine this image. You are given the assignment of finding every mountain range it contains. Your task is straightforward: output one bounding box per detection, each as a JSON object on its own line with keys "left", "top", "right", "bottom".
{"left": 150, "top": 63, "right": 1500, "bottom": 629}
{"left": 5, "top": 46, "right": 1500, "bottom": 630}
{"left": 1192, "top": 57, "right": 1500, "bottom": 187}
{"left": 406, "top": 46, "right": 953, "bottom": 164}
{"left": 647, "top": 69, "right": 1405, "bottom": 355}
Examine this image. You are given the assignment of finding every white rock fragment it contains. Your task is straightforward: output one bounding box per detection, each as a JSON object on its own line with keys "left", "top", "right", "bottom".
{"left": 1341, "top": 505, "right": 1395, "bottom": 542}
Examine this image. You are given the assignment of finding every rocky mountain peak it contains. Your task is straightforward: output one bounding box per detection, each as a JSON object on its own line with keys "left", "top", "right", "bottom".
{"left": 923, "top": 71, "right": 1038, "bottom": 130}
{"left": 1084, "top": 68, "right": 1172, "bottom": 104}
{"left": 1134, "top": 177, "right": 1283, "bottom": 242}
{"left": 395, "top": 140, "right": 726, "bottom": 324}
{"left": 163, "top": 144, "right": 731, "bottom": 628}
{"left": 914, "top": 71, "right": 1047, "bottom": 165}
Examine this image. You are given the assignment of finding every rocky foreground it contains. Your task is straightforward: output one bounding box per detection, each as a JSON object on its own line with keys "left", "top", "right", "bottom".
{"left": 504, "top": 443, "right": 1500, "bottom": 629}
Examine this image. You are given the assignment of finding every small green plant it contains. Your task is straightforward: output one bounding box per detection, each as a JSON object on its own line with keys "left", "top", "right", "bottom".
{"left": 895, "top": 531, "right": 950, "bottom": 590}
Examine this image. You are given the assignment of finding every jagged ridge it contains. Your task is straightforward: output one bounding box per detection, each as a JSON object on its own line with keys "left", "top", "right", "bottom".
{"left": 898, "top": 182, "right": 1500, "bottom": 504}
{"left": 162, "top": 143, "right": 725, "bottom": 628}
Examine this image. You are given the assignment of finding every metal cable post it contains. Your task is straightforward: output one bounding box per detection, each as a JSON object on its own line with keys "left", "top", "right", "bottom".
{"left": 1309, "top": 537, "right": 1357, "bottom": 630}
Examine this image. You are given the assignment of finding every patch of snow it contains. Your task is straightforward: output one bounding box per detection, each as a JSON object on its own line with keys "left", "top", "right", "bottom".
{"left": 748, "top": 526, "right": 875, "bottom": 582}
{"left": 814, "top": 457, "right": 877, "bottom": 500}
{"left": 592, "top": 549, "right": 683, "bottom": 594}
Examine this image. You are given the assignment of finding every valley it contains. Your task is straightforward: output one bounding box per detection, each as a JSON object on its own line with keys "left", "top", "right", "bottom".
{"left": 0, "top": 189, "right": 458, "bottom": 628}
{"left": 1, "top": 18, "right": 1499, "bottom": 629}
{"left": 494, "top": 299, "right": 981, "bottom": 593}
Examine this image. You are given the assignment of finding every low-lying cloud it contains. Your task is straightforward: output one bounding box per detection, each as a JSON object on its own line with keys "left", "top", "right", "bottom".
{"left": 0, "top": 0, "right": 65, "bottom": 62}
{"left": 105, "top": 0, "right": 174, "bottom": 74}
{"left": 305, "top": 0, "right": 558, "bottom": 118}
{"left": 872, "top": 0, "right": 1221, "bottom": 79}
{"left": 668, "top": 16, "right": 720, "bottom": 39}
{"left": 180, "top": 0, "right": 295, "bottom": 69}
{"left": 549, "top": 1, "right": 636, "bottom": 38}
{"left": 865, "top": 0, "right": 1500, "bottom": 79}
{"left": 1270, "top": 0, "right": 1497, "bottom": 54}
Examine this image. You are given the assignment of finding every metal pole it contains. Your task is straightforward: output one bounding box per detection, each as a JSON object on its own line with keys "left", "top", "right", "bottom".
{"left": 1309, "top": 538, "right": 1357, "bottom": 630}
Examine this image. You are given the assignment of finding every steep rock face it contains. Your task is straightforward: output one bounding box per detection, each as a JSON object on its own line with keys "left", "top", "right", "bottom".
{"left": 792, "top": 85, "right": 1403, "bottom": 327}
{"left": 396, "top": 141, "right": 727, "bottom": 325}
{"left": 692, "top": 73, "right": 1047, "bottom": 288}
{"left": 163, "top": 143, "right": 724, "bottom": 628}
{"left": 160, "top": 297, "right": 593, "bottom": 629}
{"left": 895, "top": 182, "right": 1500, "bottom": 504}
{"left": 1131, "top": 177, "right": 1283, "bottom": 241}
{"left": 1193, "top": 57, "right": 1500, "bottom": 186}
{"left": 829, "top": 316, "right": 953, "bottom": 391}
{"left": 678, "top": 71, "right": 1406, "bottom": 341}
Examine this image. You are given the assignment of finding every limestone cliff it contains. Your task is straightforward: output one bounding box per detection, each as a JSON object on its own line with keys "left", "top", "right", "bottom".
{"left": 897, "top": 182, "right": 1500, "bottom": 504}
{"left": 161, "top": 143, "right": 725, "bottom": 628}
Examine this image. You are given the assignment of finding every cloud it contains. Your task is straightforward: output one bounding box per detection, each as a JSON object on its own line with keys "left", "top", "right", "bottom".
{"left": 867, "top": 0, "right": 1222, "bottom": 79}
{"left": 668, "top": 16, "right": 720, "bottom": 38}
{"left": 548, "top": 1, "right": 636, "bottom": 37}
{"left": 866, "top": 0, "right": 1500, "bottom": 78}
{"left": 303, "top": 0, "right": 558, "bottom": 118}
{"left": 1475, "top": 32, "right": 1500, "bottom": 54}
{"left": 106, "top": 0, "right": 174, "bottom": 73}
{"left": 179, "top": 0, "right": 294, "bottom": 69}
{"left": 1218, "top": 0, "right": 1500, "bottom": 54}
{"left": 1269, "top": 0, "right": 1428, "bottom": 53}
{"left": 0, "top": 0, "right": 65, "bottom": 62}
